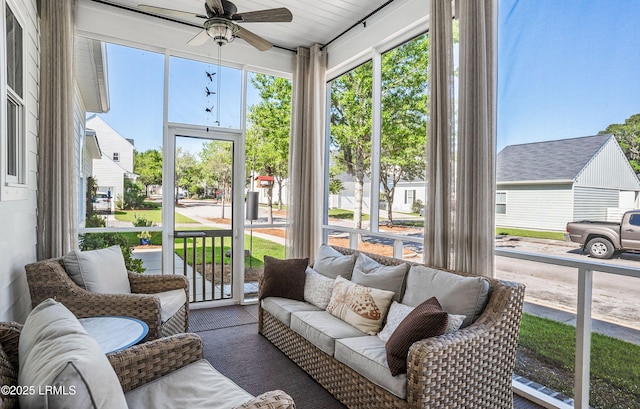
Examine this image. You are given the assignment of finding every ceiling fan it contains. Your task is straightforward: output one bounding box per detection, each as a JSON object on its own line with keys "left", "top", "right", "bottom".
{"left": 138, "top": 0, "right": 293, "bottom": 51}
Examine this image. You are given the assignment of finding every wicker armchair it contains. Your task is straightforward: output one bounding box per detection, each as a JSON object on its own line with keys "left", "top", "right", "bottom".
{"left": 0, "top": 322, "right": 295, "bottom": 409}
{"left": 24, "top": 258, "right": 189, "bottom": 340}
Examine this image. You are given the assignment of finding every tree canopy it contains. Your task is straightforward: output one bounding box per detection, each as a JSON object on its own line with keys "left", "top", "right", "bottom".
{"left": 599, "top": 113, "right": 640, "bottom": 173}
{"left": 134, "top": 149, "right": 162, "bottom": 196}
{"left": 246, "top": 74, "right": 292, "bottom": 219}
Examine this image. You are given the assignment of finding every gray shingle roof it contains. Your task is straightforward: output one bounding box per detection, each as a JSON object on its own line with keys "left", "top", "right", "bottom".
{"left": 496, "top": 134, "right": 612, "bottom": 182}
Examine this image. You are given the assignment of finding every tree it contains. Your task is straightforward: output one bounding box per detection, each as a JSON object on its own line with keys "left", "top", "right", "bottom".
{"left": 330, "top": 61, "right": 373, "bottom": 230}
{"left": 200, "top": 140, "right": 233, "bottom": 218}
{"left": 246, "top": 74, "right": 292, "bottom": 223}
{"left": 380, "top": 34, "right": 429, "bottom": 225}
{"left": 134, "top": 149, "right": 162, "bottom": 197}
{"left": 599, "top": 113, "right": 640, "bottom": 173}
{"left": 175, "top": 147, "right": 199, "bottom": 204}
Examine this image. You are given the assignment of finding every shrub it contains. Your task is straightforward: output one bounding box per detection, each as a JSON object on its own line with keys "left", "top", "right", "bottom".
{"left": 85, "top": 214, "right": 106, "bottom": 228}
{"left": 79, "top": 232, "right": 145, "bottom": 274}
{"left": 411, "top": 199, "right": 424, "bottom": 215}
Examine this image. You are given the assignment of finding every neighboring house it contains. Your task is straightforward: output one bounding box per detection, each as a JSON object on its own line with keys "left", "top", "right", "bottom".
{"left": 496, "top": 134, "right": 640, "bottom": 231}
{"left": 86, "top": 115, "right": 136, "bottom": 209}
{"left": 75, "top": 37, "right": 109, "bottom": 224}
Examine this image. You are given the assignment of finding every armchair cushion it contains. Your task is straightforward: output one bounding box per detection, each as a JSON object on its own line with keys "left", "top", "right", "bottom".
{"left": 63, "top": 245, "right": 131, "bottom": 294}
{"left": 18, "top": 299, "right": 127, "bottom": 408}
{"left": 156, "top": 289, "right": 187, "bottom": 323}
{"left": 125, "top": 360, "right": 254, "bottom": 409}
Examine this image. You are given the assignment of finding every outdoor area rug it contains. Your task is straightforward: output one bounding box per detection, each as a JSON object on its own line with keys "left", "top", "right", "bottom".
{"left": 189, "top": 305, "right": 258, "bottom": 332}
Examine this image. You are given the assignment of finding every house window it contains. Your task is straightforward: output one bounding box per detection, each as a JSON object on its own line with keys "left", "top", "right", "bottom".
{"left": 405, "top": 190, "right": 416, "bottom": 204}
{"left": 113, "top": 152, "right": 120, "bottom": 162}
{"left": 5, "top": 3, "right": 25, "bottom": 184}
{"left": 496, "top": 191, "right": 507, "bottom": 214}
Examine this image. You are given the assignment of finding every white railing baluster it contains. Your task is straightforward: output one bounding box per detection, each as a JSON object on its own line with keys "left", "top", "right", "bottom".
{"left": 393, "top": 239, "right": 403, "bottom": 259}
{"left": 575, "top": 268, "right": 593, "bottom": 409}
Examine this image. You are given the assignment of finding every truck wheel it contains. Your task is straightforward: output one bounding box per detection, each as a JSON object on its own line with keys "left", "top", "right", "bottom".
{"left": 586, "top": 237, "right": 615, "bottom": 259}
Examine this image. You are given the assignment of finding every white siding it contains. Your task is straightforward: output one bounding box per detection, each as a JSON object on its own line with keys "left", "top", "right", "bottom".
{"left": 0, "top": 0, "right": 38, "bottom": 322}
{"left": 74, "top": 82, "right": 88, "bottom": 226}
{"left": 495, "top": 184, "right": 573, "bottom": 231}
{"left": 572, "top": 186, "right": 619, "bottom": 221}
{"left": 87, "top": 115, "right": 135, "bottom": 202}
{"left": 576, "top": 137, "right": 640, "bottom": 190}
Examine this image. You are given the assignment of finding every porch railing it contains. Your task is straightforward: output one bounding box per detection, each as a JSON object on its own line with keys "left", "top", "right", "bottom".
{"left": 174, "top": 229, "right": 233, "bottom": 303}
{"left": 323, "top": 224, "right": 640, "bottom": 409}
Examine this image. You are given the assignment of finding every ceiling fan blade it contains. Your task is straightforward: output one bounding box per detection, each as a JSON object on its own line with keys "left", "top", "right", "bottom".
{"left": 187, "top": 29, "right": 210, "bottom": 46}
{"left": 236, "top": 26, "right": 272, "bottom": 51}
{"left": 235, "top": 8, "right": 292, "bottom": 23}
{"left": 138, "top": 4, "right": 206, "bottom": 20}
{"left": 206, "top": 0, "right": 225, "bottom": 15}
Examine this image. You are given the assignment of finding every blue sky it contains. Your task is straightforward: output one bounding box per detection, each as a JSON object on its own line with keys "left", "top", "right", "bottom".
{"left": 497, "top": 0, "right": 640, "bottom": 151}
{"left": 95, "top": 44, "right": 261, "bottom": 153}
{"left": 95, "top": 1, "right": 640, "bottom": 154}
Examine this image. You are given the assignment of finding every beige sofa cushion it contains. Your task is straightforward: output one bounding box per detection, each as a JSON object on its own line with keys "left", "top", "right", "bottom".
{"left": 125, "top": 360, "right": 254, "bottom": 409}
{"left": 335, "top": 336, "right": 407, "bottom": 399}
{"left": 18, "top": 299, "right": 127, "bottom": 409}
{"left": 290, "top": 311, "right": 365, "bottom": 356}
{"left": 401, "top": 265, "right": 490, "bottom": 328}
{"left": 351, "top": 253, "right": 408, "bottom": 302}
{"left": 312, "top": 244, "right": 357, "bottom": 279}
{"left": 63, "top": 245, "right": 131, "bottom": 294}
{"left": 261, "top": 297, "right": 321, "bottom": 327}
{"left": 326, "top": 276, "right": 394, "bottom": 335}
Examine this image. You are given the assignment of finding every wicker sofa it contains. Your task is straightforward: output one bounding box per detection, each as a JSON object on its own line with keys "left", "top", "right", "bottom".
{"left": 259, "top": 245, "right": 525, "bottom": 409}
{"left": 0, "top": 299, "right": 295, "bottom": 409}
{"left": 25, "top": 257, "right": 189, "bottom": 340}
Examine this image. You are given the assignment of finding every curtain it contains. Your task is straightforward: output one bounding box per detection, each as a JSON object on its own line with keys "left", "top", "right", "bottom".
{"left": 424, "top": 0, "right": 455, "bottom": 269}
{"left": 37, "top": 0, "right": 78, "bottom": 259}
{"left": 453, "top": 0, "right": 498, "bottom": 276}
{"left": 286, "top": 45, "right": 327, "bottom": 260}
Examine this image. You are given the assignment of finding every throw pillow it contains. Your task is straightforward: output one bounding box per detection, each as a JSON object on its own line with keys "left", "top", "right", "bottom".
{"left": 304, "top": 267, "right": 335, "bottom": 309}
{"left": 351, "top": 253, "right": 408, "bottom": 302}
{"left": 63, "top": 245, "right": 131, "bottom": 294}
{"left": 386, "top": 297, "right": 448, "bottom": 376}
{"left": 0, "top": 345, "right": 18, "bottom": 409}
{"left": 259, "top": 256, "right": 308, "bottom": 301}
{"left": 378, "top": 301, "right": 466, "bottom": 342}
{"left": 312, "top": 244, "right": 357, "bottom": 279}
{"left": 326, "top": 276, "right": 394, "bottom": 335}
{"left": 401, "top": 265, "right": 490, "bottom": 328}
{"left": 18, "top": 298, "right": 128, "bottom": 408}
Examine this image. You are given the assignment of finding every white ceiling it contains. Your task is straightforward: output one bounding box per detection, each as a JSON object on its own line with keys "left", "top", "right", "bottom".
{"left": 91, "top": 0, "right": 394, "bottom": 51}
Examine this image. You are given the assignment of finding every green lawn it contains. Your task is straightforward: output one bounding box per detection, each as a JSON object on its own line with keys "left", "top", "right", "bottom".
{"left": 114, "top": 209, "right": 198, "bottom": 224}
{"left": 496, "top": 227, "right": 565, "bottom": 241}
{"left": 328, "top": 208, "right": 370, "bottom": 221}
{"left": 519, "top": 313, "right": 640, "bottom": 407}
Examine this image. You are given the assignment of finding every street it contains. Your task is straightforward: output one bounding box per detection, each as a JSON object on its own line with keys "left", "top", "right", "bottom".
{"left": 495, "top": 236, "right": 640, "bottom": 330}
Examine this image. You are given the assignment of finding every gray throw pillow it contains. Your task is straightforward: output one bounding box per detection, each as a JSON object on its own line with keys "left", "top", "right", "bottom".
{"left": 351, "top": 253, "right": 408, "bottom": 302}
{"left": 312, "top": 244, "right": 357, "bottom": 279}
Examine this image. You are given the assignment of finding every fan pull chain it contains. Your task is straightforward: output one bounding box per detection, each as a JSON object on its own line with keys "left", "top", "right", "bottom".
{"left": 216, "top": 44, "right": 222, "bottom": 126}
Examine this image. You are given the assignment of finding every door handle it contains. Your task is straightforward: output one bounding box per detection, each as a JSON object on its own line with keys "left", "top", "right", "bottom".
{"left": 625, "top": 229, "right": 634, "bottom": 232}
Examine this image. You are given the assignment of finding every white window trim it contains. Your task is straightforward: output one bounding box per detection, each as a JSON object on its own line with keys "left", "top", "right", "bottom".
{"left": 1, "top": 0, "right": 28, "bottom": 200}
{"left": 113, "top": 152, "right": 120, "bottom": 162}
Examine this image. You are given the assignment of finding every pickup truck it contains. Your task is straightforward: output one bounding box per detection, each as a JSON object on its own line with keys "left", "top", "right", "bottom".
{"left": 565, "top": 209, "right": 640, "bottom": 259}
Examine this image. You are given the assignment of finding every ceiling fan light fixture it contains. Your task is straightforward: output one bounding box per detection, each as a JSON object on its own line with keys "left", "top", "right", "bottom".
{"left": 204, "top": 18, "right": 238, "bottom": 46}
